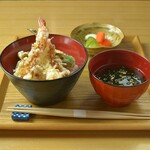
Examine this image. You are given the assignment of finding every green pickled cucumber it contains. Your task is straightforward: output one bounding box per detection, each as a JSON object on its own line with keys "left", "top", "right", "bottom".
{"left": 85, "top": 37, "right": 100, "bottom": 48}
{"left": 85, "top": 37, "right": 95, "bottom": 47}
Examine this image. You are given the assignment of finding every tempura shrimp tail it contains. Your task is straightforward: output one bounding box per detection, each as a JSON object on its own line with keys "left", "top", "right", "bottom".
{"left": 38, "top": 16, "right": 46, "bottom": 27}
{"left": 36, "top": 17, "right": 49, "bottom": 50}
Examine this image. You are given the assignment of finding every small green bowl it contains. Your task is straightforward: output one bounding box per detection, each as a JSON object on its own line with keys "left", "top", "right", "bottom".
{"left": 71, "top": 23, "right": 124, "bottom": 56}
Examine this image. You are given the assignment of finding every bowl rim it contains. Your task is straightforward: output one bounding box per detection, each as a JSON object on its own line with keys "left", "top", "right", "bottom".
{"left": 88, "top": 49, "right": 150, "bottom": 88}
{"left": 0, "top": 34, "right": 88, "bottom": 82}
{"left": 70, "top": 22, "right": 125, "bottom": 49}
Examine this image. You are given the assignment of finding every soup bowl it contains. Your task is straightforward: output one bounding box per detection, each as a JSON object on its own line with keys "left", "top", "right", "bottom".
{"left": 88, "top": 49, "right": 150, "bottom": 107}
{"left": 0, "top": 34, "right": 88, "bottom": 106}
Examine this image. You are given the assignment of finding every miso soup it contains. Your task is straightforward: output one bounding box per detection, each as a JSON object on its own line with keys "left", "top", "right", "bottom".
{"left": 94, "top": 65, "right": 145, "bottom": 86}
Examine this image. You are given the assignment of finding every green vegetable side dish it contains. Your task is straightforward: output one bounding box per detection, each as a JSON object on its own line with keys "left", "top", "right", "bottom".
{"left": 85, "top": 37, "right": 100, "bottom": 48}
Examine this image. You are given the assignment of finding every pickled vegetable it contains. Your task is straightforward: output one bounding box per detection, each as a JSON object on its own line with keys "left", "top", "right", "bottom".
{"left": 84, "top": 32, "right": 112, "bottom": 48}
{"left": 85, "top": 37, "right": 100, "bottom": 48}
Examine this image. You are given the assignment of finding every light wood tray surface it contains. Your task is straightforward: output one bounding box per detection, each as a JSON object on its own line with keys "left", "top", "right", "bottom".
{"left": 0, "top": 35, "right": 150, "bottom": 131}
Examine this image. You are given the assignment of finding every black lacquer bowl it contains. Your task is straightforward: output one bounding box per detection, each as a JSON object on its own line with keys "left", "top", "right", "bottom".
{"left": 0, "top": 34, "right": 88, "bottom": 106}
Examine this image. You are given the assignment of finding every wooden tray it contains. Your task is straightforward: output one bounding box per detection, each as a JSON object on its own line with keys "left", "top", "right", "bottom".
{"left": 0, "top": 35, "right": 150, "bottom": 131}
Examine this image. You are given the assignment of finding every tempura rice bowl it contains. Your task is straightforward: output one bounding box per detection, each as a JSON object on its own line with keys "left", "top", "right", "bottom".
{"left": 0, "top": 34, "right": 88, "bottom": 106}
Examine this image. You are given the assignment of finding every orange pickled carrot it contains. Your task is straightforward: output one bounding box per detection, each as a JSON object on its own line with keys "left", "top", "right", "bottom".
{"left": 101, "top": 39, "right": 112, "bottom": 47}
{"left": 96, "top": 32, "right": 105, "bottom": 43}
